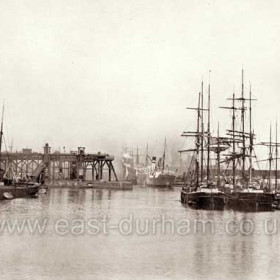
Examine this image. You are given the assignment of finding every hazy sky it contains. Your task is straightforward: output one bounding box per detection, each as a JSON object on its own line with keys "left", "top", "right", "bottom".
{"left": 0, "top": 0, "right": 279, "bottom": 166}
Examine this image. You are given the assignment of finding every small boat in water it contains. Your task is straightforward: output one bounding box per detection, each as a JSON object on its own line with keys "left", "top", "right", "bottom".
{"left": 0, "top": 105, "right": 40, "bottom": 200}
{"left": 0, "top": 181, "right": 39, "bottom": 200}
{"left": 3, "top": 192, "right": 13, "bottom": 200}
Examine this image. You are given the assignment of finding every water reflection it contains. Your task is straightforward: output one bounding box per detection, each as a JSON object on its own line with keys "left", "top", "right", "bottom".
{"left": 0, "top": 186, "right": 279, "bottom": 280}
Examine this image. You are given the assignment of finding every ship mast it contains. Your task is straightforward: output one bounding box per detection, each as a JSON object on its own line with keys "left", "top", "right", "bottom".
{"left": 269, "top": 124, "right": 272, "bottom": 191}
{"left": 136, "top": 145, "right": 139, "bottom": 165}
{"left": 220, "top": 92, "right": 238, "bottom": 190}
{"left": 162, "top": 138, "right": 166, "bottom": 173}
{"left": 249, "top": 83, "right": 253, "bottom": 185}
{"left": 0, "top": 104, "right": 4, "bottom": 166}
{"left": 259, "top": 122, "right": 280, "bottom": 192}
{"left": 131, "top": 147, "right": 134, "bottom": 168}
{"left": 232, "top": 93, "right": 236, "bottom": 189}
{"left": 181, "top": 91, "right": 202, "bottom": 187}
{"left": 200, "top": 81, "right": 204, "bottom": 183}
{"left": 217, "top": 123, "right": 221, "bottom": 188}
{"left": 276, "top": 121, "right": 278, "bottom": 193}
{"left": 181, "top": 87, "right": 208, "bottom": 188}
{"left": 241, "top": 69, "right": 246, "bottom": 183}
{"left": 196, "top": 92, "right": 201, "bottom": 188}
{"left": 145, "top": 143, "right": 149, "bottom": 167}
{"left": 206, "top": 72, "right": 211, "bottom": 186}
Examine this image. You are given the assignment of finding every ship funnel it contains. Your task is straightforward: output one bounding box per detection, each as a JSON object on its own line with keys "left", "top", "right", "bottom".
{"left": 151, "top": 157, "right": 157, "bottom": 171}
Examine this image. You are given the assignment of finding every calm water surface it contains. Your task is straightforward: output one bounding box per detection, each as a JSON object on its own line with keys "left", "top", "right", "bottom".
{"left": 0, "top": 186, "right": 279, "bottom": 280}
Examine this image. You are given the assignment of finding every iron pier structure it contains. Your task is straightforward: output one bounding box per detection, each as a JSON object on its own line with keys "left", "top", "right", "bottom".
{"left": 0, "top": 143, "right": 118, "bottom": 182}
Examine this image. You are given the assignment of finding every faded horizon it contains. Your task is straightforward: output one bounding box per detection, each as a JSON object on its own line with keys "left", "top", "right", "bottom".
{"left": 0, "top": 0, "right": 279, "bottom": 170}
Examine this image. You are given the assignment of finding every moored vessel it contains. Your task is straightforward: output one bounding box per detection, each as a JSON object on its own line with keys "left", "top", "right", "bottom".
{"left": 0, "top": 182, "right": 39, "bottom": 200}
{"left": 145, "top": 139, "right": 176, "bottom": 188}
{"left": 0, "top": 106, "right": 40, "bottom": 200}
{"left": 180, "top": 76, "right": 227, "bottom": 210}
{"left": 181, "top": 184, "right": 225, "bottom": 210}
{"left": 227, "top": 188, "right": 274, "bottom": 211}
{"left": 220, "top": 70, "right": 274, "bottom": 211}
{"left": 145, "top": 171, "right": 175, "bottom": 188}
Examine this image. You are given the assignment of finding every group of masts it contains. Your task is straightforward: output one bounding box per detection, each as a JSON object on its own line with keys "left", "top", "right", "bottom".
{"left": 124, "top": 138, "right": 169, "bottom": 173}
{"left": 182, "top": 70, "right": 280, "bottom": 193}
{"left": 219, "top": 70, "right": 259, "bottom": 190}
{"left": 181, "top": 73, "right": 212, "bottom": 188}
{"left": 258, "top": 122, "right": 280, "bottom": 192}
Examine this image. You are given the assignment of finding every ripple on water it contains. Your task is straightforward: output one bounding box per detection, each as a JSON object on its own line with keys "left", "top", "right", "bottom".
{"left": 0, "top": 186, "right": 279, "bottom": 280}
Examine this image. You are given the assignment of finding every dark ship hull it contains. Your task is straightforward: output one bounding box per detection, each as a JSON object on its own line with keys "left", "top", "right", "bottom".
{"left": 226, "top": 191, "right": 274, "bottom": 212}
{"left": 146, "top": 174, "right": 175, "bottom": 188}
{"left": 0, "top": 183, "right": 39, "bottom": 200}
{"left": 136, "top": 173, "right": 147, "bottom": 185}
{"left": 181, "top": 188, "right": 225, "bottom": 210}
{"left": 273, "top": 193, "right": 280, "bottom": 210}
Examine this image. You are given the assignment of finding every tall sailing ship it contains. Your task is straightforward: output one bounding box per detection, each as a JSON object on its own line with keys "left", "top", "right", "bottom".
{"left": 180, "top": 70, "right": 275, "bottom": 211}
{"left": 259, "top": 123, "right": 280, "bottom": 209}
{"left": 220, "top": 70, "right": 274, "bottom": 211}
{"left": 121, "top": 146, "right": 147, "bottom": 185}
{"left": 180, "top": 78, "right": 227, "bottom": 210}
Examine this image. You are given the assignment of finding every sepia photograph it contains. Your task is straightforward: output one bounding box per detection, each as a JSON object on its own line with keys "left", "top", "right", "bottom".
{"left": 0, "top": 0, "right": 279, "bottom": 279}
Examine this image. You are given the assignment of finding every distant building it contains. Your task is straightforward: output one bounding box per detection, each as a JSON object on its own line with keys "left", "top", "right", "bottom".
{"left": 22, "top": 148, "right": 32, "bottom": 153}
